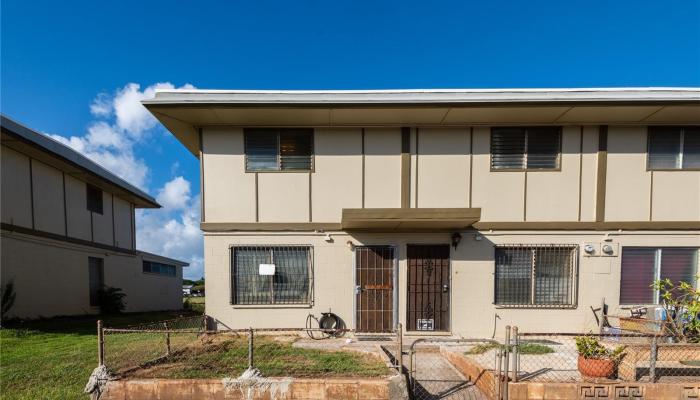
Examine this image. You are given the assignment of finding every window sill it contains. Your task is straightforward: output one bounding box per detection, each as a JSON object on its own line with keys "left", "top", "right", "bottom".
{"left": 494, "top": 305, "right": 578, "bottom": 310}
{"left": 231, "top": 304, "right": 312, "bottom": 309}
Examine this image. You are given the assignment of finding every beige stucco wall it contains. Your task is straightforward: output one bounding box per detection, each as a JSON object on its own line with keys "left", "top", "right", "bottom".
{"left": 205, "top": 230, "right": 699, "bottom": 337}
{"left": 199, "top": 125, "right": 700, "bottom": 224}
{"left": 1, "top": 144, "right": 136, "bottom": 250}
{"left": 1, "top": 146, "right": 33, "bottom": 228}
{"left": 0, "top": 231, "right": 183, "bottom": 318}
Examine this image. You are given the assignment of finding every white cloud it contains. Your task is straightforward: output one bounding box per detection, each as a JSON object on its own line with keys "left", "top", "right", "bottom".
{"left": 45, "top": 82, "right": 203, "bottom": 280}
{"left": 156, "top": 176, "right": 191, "bottom": 210}
{"left": 137, "top": 180, "right": 203, "bottom": 280}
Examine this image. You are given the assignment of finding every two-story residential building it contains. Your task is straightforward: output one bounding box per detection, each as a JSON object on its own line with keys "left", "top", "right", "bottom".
{"left": 144, "top": 88, "right": 699, "bottom": 337}
{"left": 1, "top": 115, "right": 188, "bottom": 319}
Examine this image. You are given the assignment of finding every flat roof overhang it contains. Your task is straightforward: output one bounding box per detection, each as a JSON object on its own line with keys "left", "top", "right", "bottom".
{"left": 142, "top": 88, "right": 700, "bottom": 157}
{"left": 341, "top": 208, "right": 481, "bottom": 231}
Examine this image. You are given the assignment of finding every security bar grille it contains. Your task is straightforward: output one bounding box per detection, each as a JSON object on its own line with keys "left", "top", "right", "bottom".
{"left": 495, "top": 244, "right": 578, "bottom": 308}
{"left": 231, "top": 246, "right": 312, "bottom": 305}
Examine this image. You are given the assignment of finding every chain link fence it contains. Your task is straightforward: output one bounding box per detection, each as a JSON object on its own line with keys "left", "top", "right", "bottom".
{"left": 99, "top": 316, "right": 392, "bottom": 379}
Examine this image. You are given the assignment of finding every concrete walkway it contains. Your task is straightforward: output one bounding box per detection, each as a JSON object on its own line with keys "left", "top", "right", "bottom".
{"left": 410, "top": 349, "right": 489, "bottom": 400}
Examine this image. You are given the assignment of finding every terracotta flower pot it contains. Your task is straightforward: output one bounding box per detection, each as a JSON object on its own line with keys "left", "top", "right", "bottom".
{"left": 577, "top": 355, "right": 616, "bottom": 378}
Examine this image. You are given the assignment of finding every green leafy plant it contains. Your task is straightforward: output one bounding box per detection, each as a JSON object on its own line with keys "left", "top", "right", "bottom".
{"left": 575, "top": 335, "right": 626, "bottom": 360}
{"left": 652, "top": 277, "right": 700, "bottom": 343}
{"left": 1, "top": 280, "right": 17, "bottom": 322}
{"left": 97, "top": 286, "right": 126, "bottom": 314}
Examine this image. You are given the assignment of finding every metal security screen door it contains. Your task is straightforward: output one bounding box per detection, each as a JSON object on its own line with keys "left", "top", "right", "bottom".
{"left": 407, "top": 245, "right": 450, "bottom": 332}
{"left": 355, "top": 246, "right": 395, "bottom": 333}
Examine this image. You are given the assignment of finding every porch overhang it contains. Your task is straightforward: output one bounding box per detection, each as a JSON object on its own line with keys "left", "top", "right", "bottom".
{"left": 341, "top": 208, "right": 481, "bottom": 231}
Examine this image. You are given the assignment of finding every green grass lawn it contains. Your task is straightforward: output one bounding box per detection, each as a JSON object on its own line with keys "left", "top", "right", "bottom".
{"left": 128, "top": 335, "right": 389, "bottom": 379}
{"left": 0, "top": 310, "right": 200, "bottom": 400}
{"left": 465, "top": 342, "right": 555, "bottom": 355}
{"left": 183, "top": 296, "right": 204, "bottom": 313}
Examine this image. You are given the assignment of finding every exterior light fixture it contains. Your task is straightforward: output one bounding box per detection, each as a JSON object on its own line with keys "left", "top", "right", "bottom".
{"left": 451, "top": 232, "right": 462, "bottom": 249}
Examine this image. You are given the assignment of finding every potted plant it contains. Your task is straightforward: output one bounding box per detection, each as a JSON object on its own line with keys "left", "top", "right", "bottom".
{"left": 575, "top": 336, "right": 626, "bottom": 378}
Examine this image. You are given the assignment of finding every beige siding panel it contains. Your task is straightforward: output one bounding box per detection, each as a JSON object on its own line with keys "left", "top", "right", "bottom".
{"left": 364, "top": 128, "right": 401, "bottom": 208}
{"left": 65, "top": 175, "right": 92, "bottom": 241}
{"left": 416, "top": 127, "right": 470, "bottom": 208}
{"left": 605, "top": 126, "right": 650, "bottom": 221}
{"left": 113, "top": 197, "right": 133, "bottom": 249}
{"left": 311, "top": 128, "right": 363, "bottom": 222}
{"left": 579, "top": 126, "right": 599, "bottom": 221}
{"left": 526, "top": 126, "right": 580, "bottom": 221}
{"left": 92, "top": 192, "right": 114, "bottom": 245}
{"left": 202, "top": 127, "right": 255, "bottom": 222}
{"left": 471, "top": 127, "right": 525, "bottom": 221}
{"left": 31, "top": 161, "right": 66, "bottom": 235}
{"left": 652, "top": 171, "right": 700, "bottom": 221}
{"left": 1, "top": 146, "right": 33, "bottom": 227}
{"left": 258, "top": 173, "right": 309, "bottom": 222}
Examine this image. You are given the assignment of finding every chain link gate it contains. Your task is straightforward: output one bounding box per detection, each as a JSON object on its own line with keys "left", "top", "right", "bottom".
{"left": 406, "top": 333, "right": 514, "bottom": 400}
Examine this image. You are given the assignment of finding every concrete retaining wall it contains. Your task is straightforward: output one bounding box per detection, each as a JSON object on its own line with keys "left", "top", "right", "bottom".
{"left": 94, "top": 375, "right": 408, "bottom": 400}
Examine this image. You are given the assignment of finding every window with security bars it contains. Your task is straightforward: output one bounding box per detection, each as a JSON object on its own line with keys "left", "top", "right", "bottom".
{"left": 620, "top": 247, "right": 698, "bottom": 305}
{"left": 244, "top": 129, "right": 314, "bottom": 171}
{"left": 495, "top": 245, "right": 578, "bottom": 307}
{"left": 231, "top": 246, "right": 312, "bottom": 305}
{"left": 648, "top": 126, "right": 700, "bottom": 170}
{"left": 491, "top": 127, "right": 561, "bottom": 170}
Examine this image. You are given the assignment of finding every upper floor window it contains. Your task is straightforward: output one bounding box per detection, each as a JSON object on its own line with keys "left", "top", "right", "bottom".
{"left": 143, "top": 260, "right": 177, "bottom": 277}
{"left": 648, "top": 126, "right": 700, "bottom": 170}
{"left": 86, "top": 184, "right": 103, "bottom": 214}
{"left": 620, "top": 247, "right": 697, "bottom": 305}
{"left": 244, "top": 129, "right": 313, "bottom": 171}
{"left": 495, "top": 244, "right": 578, "bottom": 307}
{"left": 491, "top": 127, "right": 561, "bottom": 170}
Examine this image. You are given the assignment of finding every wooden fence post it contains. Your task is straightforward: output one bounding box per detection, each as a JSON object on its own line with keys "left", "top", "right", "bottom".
{"left": 164, "top": 322, "right": 171, "bottom": 356}
{"left": 248, "top": 327, "right": 254, "bottom": 369}
{"left": 97, "top": 320, "right": 104, "bottom": 366}
{"left": 396, "top": 322, "right": 403, "bottom": 372}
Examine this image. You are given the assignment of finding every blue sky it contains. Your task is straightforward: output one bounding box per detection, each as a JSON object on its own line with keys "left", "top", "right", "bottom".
{"left": 2, "top": 0, "right": 699, "bottom": 279}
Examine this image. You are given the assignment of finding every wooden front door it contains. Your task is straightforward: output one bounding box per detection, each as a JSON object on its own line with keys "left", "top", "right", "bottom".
{"left": 407, "top": 244, "right": 450, "bottom": 332}
{"left": 355, "top": 246, "right": 395, "bottom": 333}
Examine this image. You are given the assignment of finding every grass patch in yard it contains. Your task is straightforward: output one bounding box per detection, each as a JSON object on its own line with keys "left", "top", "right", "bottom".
{"left": 466, "top": 342, "right": 554, "bottom": 355}
{"left": 127, "top": 335, "right": 390, "bottom": 379}
{"left": 183, "top": 296, "right": 205, "bottom": 313}
{"left": 0, "top": 310, "right": 200, "bottom": 400}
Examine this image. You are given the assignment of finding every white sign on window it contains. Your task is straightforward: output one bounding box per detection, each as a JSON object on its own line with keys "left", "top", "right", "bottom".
{"left": 259, "top": 263, "right": 276, "bottom": 275}
{"left": 417, "top": 319, "right": 434, "bottom": 331}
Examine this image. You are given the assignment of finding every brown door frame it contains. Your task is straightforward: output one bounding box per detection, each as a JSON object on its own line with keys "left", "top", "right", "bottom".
{"left": 353, "top": 245, "right": 398, "bottom": 333}
{"left": 406, "top": 243, "right": 452, "bottom": 333}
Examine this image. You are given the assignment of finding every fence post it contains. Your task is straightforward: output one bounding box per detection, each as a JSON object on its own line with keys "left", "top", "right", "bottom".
{"left": 599, "top": 297, "right": 606, "bottom": 335}
{"left": 97, "top": 320, "right": 104, "bottom": 367}
{"left": 408, "top": 345, "right": 414, "bottom": 390}
{"left": 396, "top": 322, "right": 403, "bottom": 372}
{"left": 649, "top": 335, "right": 658, "bottom": 382}
{"left": 248, "top": 327, "right": 254, "bottom": 369}
{"left": 511, "top": 326, "right": 518, "bottom": 383}
{"left": 164, "top": 322, "right": 171, "bottom": 356}
{"left": 495, "top": 347, "right": 502, "bottom": 400}
{"left": 503, "top": 325, "right": 511, "bottom": 400}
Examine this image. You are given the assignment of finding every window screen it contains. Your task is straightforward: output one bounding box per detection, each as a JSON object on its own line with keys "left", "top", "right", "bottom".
{"left": 143, "top": 261, "right": 177, "bottom": 277}
{"left": 620, "top": 247, "right": 698, "bottom": 305}
{"left": 648, "top": 126, "right": 700, "bottom": 170}
{"left": 245, "top": 129, "right": 313, "bottom": 171}
{"left": 88, "top": 257, "right": 104, "bottom": 306}
{"left": 495, "top": 245, "right": 577, "bottom": 307}
{"left": 232, "top": 246, "right": 311, "bottom": 305}
{"left": 86, "top": 184, "right": 103, "bottom": 214}
{"left": 491, "top": 127, "right": 560, "bottom": 170}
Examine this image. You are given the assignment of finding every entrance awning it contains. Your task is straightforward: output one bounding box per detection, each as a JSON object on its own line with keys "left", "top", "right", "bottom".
{"left": 341, "top": 208, "right": 481, "bottom": 231}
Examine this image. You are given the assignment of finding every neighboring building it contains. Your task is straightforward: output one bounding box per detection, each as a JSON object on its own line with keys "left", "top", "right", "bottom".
{"left": 144, "top": 88, "right": 700, "bottom": 337}
{"left": 183, "top": 285, "right": 193, "bottom": 296}
{"left": 1, "top": 115, "right": 188, "bottom": 319}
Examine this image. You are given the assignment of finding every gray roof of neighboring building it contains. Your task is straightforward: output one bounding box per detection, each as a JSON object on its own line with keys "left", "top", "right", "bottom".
{"left": 138, "top": 250, "right": 190, "bottom": 267}
{"left": 1, "top": 114, "right": 159, "bottom": 208}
